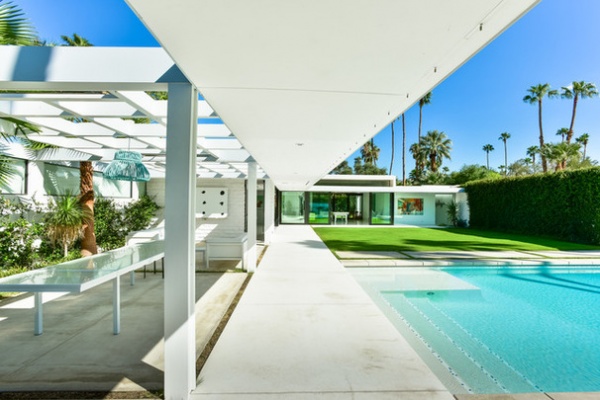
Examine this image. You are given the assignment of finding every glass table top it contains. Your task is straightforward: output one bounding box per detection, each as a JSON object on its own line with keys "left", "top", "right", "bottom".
{"left": 0, "top": 241, "right": 164, "bottom": 291}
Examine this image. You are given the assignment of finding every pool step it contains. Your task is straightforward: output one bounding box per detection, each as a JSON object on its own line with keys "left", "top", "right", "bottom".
{"left": 385, "top": 291, "right": 540, "bottom": 393}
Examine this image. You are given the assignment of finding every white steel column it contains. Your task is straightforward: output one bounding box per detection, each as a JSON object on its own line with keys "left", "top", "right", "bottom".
{"left": 246, "top": 161, "right": 257, "bottom": 272}
{"left": 164, "top": 82, "right": 197, "bottom": 400}
{"left": 263, "top": 179, "right": 276, "bottom": 245}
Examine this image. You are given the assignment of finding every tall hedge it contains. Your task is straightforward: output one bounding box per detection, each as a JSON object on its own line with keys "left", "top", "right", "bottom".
{"left": 464, "top": 168, "right": 600, "bottom": 244}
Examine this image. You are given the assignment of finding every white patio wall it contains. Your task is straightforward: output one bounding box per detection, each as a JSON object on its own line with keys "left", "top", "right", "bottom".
{"left": 147, "top": 177, "right": 245, "bottom": 240}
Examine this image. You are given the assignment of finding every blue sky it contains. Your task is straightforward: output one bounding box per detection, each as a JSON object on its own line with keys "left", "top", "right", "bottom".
{"left": 16, "top": 0, "right": 600, "bottom": 176}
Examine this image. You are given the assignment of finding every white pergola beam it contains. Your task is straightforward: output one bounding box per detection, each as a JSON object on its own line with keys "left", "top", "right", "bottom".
{"left": 0, "top": 46, "right": 186, "bottom": 91}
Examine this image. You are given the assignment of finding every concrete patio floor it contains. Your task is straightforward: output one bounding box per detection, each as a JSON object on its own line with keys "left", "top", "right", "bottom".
{"left": 193, "top": 225, "right": 453, "bottom": 399}
{"left": 0, "top": 263, "right": 247, "bottom": 394}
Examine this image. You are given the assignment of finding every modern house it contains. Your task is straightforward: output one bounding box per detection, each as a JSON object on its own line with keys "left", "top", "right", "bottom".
{"left": 0, "top": 0, "right": 541, "bottom": 398}
{"left": 279, "top": 174, "right": 469, "bottom": 226}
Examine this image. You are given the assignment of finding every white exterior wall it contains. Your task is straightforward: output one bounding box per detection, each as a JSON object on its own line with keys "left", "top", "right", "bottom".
{"left": 435, "top": 194, "right": 454, "bottom": 226}
{"left": 27, "top": 162, "right": 46, "bottom": 204}
{"left": 147, "top": 177, "right": 246, "bottom": 240}
{"left": 394, "top": 192, "right": 436, "bottom": 226}
{"left": 455, "top": 192, "right": 470, "bottom": 224}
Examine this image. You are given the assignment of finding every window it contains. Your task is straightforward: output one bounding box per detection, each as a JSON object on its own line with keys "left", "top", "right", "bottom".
{"left": 308, "top": 192, "right": 330, "bottom": 224}
{"left": 43, "top": 163, "right": 132, "bottom": 197}
{"left": 370, "top": 193, "right": 392, "bottom": 225}
{"left": 281, "top": 191, "right": 305, "bottom": 224}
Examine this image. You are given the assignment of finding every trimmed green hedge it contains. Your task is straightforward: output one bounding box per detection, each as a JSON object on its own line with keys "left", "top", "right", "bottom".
{"left": 464, "top": 168, "right": 600, "bottom": 244}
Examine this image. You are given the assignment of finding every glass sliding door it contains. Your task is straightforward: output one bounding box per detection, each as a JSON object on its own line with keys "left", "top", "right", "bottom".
{"left": 308, "top": 192, "right": 330, "bottom": 224}
{"left": 281, "top": 191, "right": 305, "bottom": 224}
{"left": 370, "top": 193, "right": 393, "bottom": 225}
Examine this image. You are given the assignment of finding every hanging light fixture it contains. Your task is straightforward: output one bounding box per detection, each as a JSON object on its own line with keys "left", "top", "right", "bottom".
{"left": 104, "top": 150, "right": 151, "bottom": 182}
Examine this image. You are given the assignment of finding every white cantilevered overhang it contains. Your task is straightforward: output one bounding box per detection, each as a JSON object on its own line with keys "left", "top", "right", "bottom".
{"left": 126, "top": 0, "right": 540, "bottom": 191}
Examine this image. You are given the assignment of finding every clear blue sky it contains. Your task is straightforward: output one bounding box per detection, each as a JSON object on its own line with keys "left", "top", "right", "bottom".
{"left": 16, "top": 0, "right": 600, "bottom": 176}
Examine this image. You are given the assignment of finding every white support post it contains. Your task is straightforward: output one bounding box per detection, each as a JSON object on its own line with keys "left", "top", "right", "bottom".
{"left": 246, "top": 162, "right": 257, "bottom": 272}
{"left": 34, "top": 292, "right": 43, "bottom": 336}
{"left": 113, "top": 275, "right": 121, "bottom": 335}
{"left": 263, "top": 179, "right": 275, "bottom": 245}
{"left": 164, "top": 82, "right": 197, "bottom": 400}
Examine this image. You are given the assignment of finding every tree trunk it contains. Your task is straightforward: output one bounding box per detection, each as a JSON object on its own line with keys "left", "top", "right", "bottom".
{"left": 79, "top": 161, "right": 97, "bottom": 257}
{"left": 402, "top": 114, "right": 406, "bottom": 186}
{"left": 486, "top": 152, "right": 489, "bottom": 169}
{"left": 504, "top": 143, "right": 508, "bottom": 175}
{"left": 567, "top": 95, "right": 578, "bottom": 143}
{"left": 538, "top": 99, "right": 548, "bottom": 172}
{"left": 63, "top": 241, "right": 68, "bottom": 259}
{"left": 429, "top": 153, "right": 437, "bottom": 172}
{"left": 418, "top": 105, "right": 423, "bottom": 143}
{"left": 389, "top": 119, "right": 395, "bottom": 174}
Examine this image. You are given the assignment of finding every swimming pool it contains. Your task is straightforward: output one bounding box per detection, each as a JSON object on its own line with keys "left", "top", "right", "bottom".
{"left": 350, "top": 265, "right": 600, "bottom": 394}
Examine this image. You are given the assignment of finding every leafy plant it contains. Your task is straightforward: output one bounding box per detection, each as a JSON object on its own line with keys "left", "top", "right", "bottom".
{"left": 94, "top": 196, "right": 126, "bottom": 251}
{"left": 0, "top": 217, "right": 39, "bottom": 268}
{"left": 45, "top": 192, "right": 87, "bottom": 257}
{"left": 123, "top": 195, "right": 159, "bottom": 232}
{"left": 446, "top": 201, "right": 458, "bottom": 227}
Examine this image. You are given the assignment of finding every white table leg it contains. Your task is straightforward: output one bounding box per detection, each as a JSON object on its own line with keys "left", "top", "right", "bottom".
{"left": 113, "top": 275, "right": 121, "bottom": 335}
{"left": 206, "top": 246, "right": 210, "bottom": 269}
{"left": 34, "top": 292, "right": 43, "bottom": 336}
{"left": 129, "top": 270, "right": 135, "bottom": 286}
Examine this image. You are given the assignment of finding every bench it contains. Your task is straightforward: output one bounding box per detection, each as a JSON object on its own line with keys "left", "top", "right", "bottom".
{"left": 0, "top": 241, "right": 164, "bottom": 336}
{"left": 204, "top": 234, "right": 248, "bottom": 269}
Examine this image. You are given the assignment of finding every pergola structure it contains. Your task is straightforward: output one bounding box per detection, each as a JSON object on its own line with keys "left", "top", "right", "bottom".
{"left": 0, "top": 47, "right": 265, "bottom": 179}
{"left": 0, "top": 0, "right": 540, "bottom": 398}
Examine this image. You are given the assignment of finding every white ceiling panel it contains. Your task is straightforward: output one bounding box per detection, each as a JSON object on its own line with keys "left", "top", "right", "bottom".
{"left": 127, "top": 0, "right": 539, "bottom": 189}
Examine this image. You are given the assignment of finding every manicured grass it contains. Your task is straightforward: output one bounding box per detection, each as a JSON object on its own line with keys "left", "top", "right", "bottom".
{"left": 313, "top": 227, "right": 600, "bottom": 252}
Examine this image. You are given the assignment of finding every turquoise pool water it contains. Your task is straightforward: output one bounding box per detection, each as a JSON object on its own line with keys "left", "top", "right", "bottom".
{"left": 353, "top": 266, "right": 600, "bottom": 394}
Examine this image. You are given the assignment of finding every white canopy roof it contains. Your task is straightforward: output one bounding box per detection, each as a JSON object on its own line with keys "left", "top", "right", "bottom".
{"left": 127, "top": 0, "right": 539, "bottom": 190}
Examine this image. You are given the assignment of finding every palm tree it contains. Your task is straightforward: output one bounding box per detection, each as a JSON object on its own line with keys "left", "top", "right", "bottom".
{"left": 418, "top": 92, "right": 432, "bottom": 144}
{"left": 526, "top": 145, "right": 539, "bottom": 167}
{"left": 60, "top": 33, "right": 92, "bottom": 47}
{"left": 46, "top": 192, "right": 88, "bottom": 258}
{"left": 498, "top": 132, "right": 511, "bottom": 175}
{"left": 576, "top": 133, "right": 590, "bottom": 160}
{"left": 0, "top": 1, "right": 36, "bottom": 45}
{"left": 60, "top": 33, "right": 97, "bottom": 256}
{"left": 360, "top": 141, "right": 380, "bottom": 165}
{"left": 401, "top": 113, "right": 406, "bottom": 185}
{"left": 523, "top": 84, "right": 558, "bottom": 172}
{"left": 507, "top": 160, "right": 531, "bottom": 177}
{"left": 541, "top": 142, "right": 581, "bottom": 171}
{"left": 482, "top": 144, "right": 494, "bottom": 169}
{"left": 409, "top": 142, "right": 427, "bottom": 173}
{"left": 420, "top": 130, "right": 452, "bottom": 173}
{"left": 556, "top": 127, "right": 568, "bottom": 143}
{"left": 561, "top": 81, "right": 599, "bottom": 143}
{"left": 389, "top": 119, "right": 395, "bottom": 175}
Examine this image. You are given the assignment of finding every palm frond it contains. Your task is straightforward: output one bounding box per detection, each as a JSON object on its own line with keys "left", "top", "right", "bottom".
{"left": 0, "top": 1, "right": 37, "bottom": 45}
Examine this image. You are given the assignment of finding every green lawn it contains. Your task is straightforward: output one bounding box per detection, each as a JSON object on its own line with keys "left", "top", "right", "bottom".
{"left": 313, "top": 227, "right": 600, "bottom": 252}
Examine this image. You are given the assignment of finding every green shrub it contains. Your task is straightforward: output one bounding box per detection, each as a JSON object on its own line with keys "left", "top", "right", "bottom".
{"left": 124, "top": 195, "right": 159, "bottom": 232}
{"left": 0, "top": 217, "right": 41, "bottom": 268}
{"left": 94, "top": 197, "right": 127, "bottom": 251}
{"left": 94, "top": 195, "right": 159, "bottom": 251}
{"left": 464, "top": 168, "right": 600, "bottom": 244}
